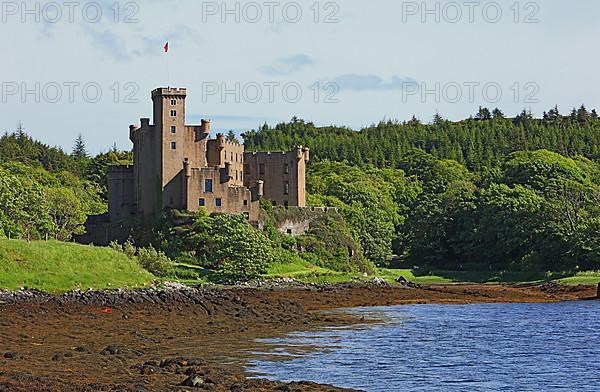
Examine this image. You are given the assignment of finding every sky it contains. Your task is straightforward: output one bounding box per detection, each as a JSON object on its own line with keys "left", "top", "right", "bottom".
{"left": 1, "top": 0, "right": 599, "bottom": 154}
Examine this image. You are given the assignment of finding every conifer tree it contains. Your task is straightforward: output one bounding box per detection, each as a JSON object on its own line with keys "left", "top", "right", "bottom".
{"left": 72, "top": 134, "right": 88, "bottom": 159}
{"left": 226, "top": 130, "right": 239, "bottom": 144}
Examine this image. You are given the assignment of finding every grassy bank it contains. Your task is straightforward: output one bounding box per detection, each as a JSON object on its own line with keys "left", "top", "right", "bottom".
{"left": 1, "top": 238, "right": 598, "bottom": 293}
{"left": 556, "top": 271, "right": 600, "bottom": 285}
{"left": 0, "top": 239, "right": 154, "bottom": 293}
{"left": 266, "top": 261, "right": 600, "bottom": 286}
{"left": 265, "top": 260, "right": 453, "bottom": 284}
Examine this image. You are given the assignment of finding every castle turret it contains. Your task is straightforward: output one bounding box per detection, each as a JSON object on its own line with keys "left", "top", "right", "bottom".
{"left": 303, "top": 147, "right": 310, "bottom": 162}
{"left": 201, "top": 119, "right": 211, "bottom": 135}
{"left": 129, "top": 124, "right": 140, "bottom": 141}
{"left": 217, "top": 133, "right": 226, "bottom": 149}
{"left": 296, "top": 146, "right": 310, "bottom": 162}
{"left": 221, "top": 162, "right": 234, "bottom": 183}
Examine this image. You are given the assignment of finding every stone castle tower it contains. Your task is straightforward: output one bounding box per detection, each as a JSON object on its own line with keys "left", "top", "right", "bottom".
{"left": 106, "top": 87, "right": 309, "bottom": 224}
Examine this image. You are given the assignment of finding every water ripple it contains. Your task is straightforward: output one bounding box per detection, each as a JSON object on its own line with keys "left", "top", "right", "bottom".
{"left": 248, "top": 301, "right": 600, "bottom": 392}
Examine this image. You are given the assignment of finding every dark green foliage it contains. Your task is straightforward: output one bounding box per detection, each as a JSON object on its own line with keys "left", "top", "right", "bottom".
{"left": 401, "top": 152, "right": 600, "bottom": 271}
{"left": 225, "top": 130, "right": 239, "bottom": 144}
{"left": 172, "top": 267, "right": 201, "bottom": 281}
{"left": 0, "top": 129, "right": 83, "bottom": 175}
{"left": 0, "top": 162, "right": 105, "bottom": 240}
{"left": 265, "top": 206, "right": 372, "bottom": 273}
{"left": 243, "top": 111, "right": 600, "bottom": 170}
{"left": 157, "top": 210, "right": 273, "bottom": 282}
{"left": 297, "top": 213, "right": 372, "bottom": 273}
{"left": 156, "top": 206, "right": 372, "bottom": 280}
{"left": 87, "top": 149, "right": 133, "bottom": 199}
{"left": 72, "top": 134, "right": 88, "bottom": 159}
{"left": 308, "top": 161, "right": 420, "bottom": 264}
{"left": 204, "top": 214, "right": 273, "bottom": 281}
{"left": 247, "top": 114, "right": 600, "bottom": 273}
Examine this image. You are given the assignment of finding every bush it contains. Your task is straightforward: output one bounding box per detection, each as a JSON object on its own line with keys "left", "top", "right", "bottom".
{"left": 208, "top": 214, "right": 273, "bottom": 282}
{"left": 171, "top": 266, "right": 200, "bottom": 281}
{"left": 299, "top": 213, "right": 373, "bottom": 273}
{"left": 137, "top": 246, "right": 174, "bottom": 277}
{"left": 122, "top": 240, "right": 136, "bottom": 258}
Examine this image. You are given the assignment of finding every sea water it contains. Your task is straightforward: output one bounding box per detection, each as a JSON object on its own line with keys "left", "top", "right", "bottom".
{"left": 249, "top": 301, "right": 600, "bottom": 391}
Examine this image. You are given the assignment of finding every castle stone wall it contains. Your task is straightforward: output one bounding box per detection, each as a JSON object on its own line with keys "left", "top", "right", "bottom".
{"left": 244, "top": 148, "right": 309, "bottom": 207}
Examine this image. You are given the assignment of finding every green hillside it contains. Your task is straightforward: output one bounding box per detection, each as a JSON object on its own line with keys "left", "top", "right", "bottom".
{"left": 0, "top": 239, "right": 154, "bottom": 293}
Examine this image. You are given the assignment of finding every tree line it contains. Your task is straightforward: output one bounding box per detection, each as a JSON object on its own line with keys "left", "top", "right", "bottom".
{"left": 244, "top": 108, "right": 600, "bottom": 273}
{"left": 0, "top": 128, "right": 129, "bottom": 240}
{"left": 243, "top": 106, "right": 600, "bottom": 170}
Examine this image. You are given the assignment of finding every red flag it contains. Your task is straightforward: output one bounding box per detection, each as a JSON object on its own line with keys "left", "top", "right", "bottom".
{"left": 164, "top": 42, "right": 169, "bottom": 53}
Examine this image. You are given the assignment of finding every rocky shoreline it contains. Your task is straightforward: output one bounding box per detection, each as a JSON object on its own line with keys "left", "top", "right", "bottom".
{"left": 0, "top": 280, "right": 388, "bottom": 307}
{"left": 0, "top": 282, "right": 596, "bottom": 391}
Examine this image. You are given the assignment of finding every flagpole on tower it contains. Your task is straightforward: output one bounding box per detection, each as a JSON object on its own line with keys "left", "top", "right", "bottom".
{"left": 164, "top": 41, "right": 170, "bottom": 87}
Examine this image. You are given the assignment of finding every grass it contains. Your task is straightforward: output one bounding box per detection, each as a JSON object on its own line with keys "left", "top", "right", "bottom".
{"left": 411, "top": 269, "right": 557, "bottom": 284}
{"left": 556, "top": 271, "right": 600, "bottom": 286}
{"left": 266, "top": 261, "right": 452, "bottom": 284}
{"left": 0, "top": 238, "right": 155, "bottom": 293}
{"left": 376, "top": 268, "right": 454, "bottom": 284}
{"left": 267, "top": 261, "right": 600, "bottom": 287}
{"left": 2, "top": 238, "right": 597, "bottom": 292}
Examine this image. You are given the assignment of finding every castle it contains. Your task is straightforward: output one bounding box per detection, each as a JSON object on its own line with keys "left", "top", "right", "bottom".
{"left": 82, "top": 87, "right": 309, "bottom": 244}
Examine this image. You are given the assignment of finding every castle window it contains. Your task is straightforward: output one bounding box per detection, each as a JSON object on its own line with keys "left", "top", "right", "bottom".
{"left": 170, "top": 125, "right": 177, "bottom": 134}
{"left": 284, "top": 201, "right": 289, "bottom": 207}
{"left": 170, "top": 110, "right": 177, "bottom": 117}
{"left": 215, "top": 198, "right": 222, "bottom": 207}
{"left": 259, "top": 163, "right": 265, "bottom": 175}
{"left": 170, "top": 99, "right": 177, "bottom": 105}
{"left": 243, "top": 212, "right": 250, "bottom": 220}
{"left": 199, "top": 198, "right": 205, "bottom": 207}
{"left": 231, "top": 152, "right": 234, "bottom": 161}
{"left": 170, "top": 141, "right": 177, "bottom": 150}
{"left": 284, "top": 164, "right": 289, "bottom": 174}
{"left": 284, "top": 182, "right": 289, "bottom": 195}
{"left": 243, "top": 200, "right": 248, "bottom": 206}
{"left": 204, "top": 179, "right": 213, "bottom": 193}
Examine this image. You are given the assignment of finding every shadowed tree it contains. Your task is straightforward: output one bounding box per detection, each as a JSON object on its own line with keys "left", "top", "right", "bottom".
{"left": 225, "top": 130, "right": 239, "bottom": 144}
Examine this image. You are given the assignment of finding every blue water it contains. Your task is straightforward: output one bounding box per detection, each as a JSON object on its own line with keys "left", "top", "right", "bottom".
{"left": 249, "top": 302, "right": 600, "bottom": 391}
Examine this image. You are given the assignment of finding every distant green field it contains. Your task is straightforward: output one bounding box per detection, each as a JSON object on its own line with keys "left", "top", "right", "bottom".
{"left": 265, "top": 262, "right": 453, "bottom": 284}
{"left": 556, "top": 271, "right": 600, "bottom": 286}
{"left": 0, "top": 239, "right": 154, "bottom": 293}
{"left": 266, "top": 261, "right": 600, "bottom": 286}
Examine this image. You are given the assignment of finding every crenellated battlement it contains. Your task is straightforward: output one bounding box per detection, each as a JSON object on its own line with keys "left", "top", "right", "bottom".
{"left": 151, "top": 87, "right": 187, "bottom": 98}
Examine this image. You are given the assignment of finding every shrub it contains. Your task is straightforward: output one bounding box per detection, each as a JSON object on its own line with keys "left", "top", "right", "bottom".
{"left": 122, "top": 240, "right": 136, "bottom": 258}
{"left": 137, "top": 246, "right": 174, "bottom": 277}
{"left": 208, "top": 214, "right": 274, "bottom": 282}
{"left": 172, "top": 266, "right": 200, "bottom": 281}
{"left": 109, "top": 240, "right": 137, "bottom": 259}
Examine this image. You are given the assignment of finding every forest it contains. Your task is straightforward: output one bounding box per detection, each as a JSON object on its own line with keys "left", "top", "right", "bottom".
{"left": 245, "top": 106, "right": 600, "bottom": 273}
{"left": 1, "top": 105, "right": 599, "bottom": 279}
